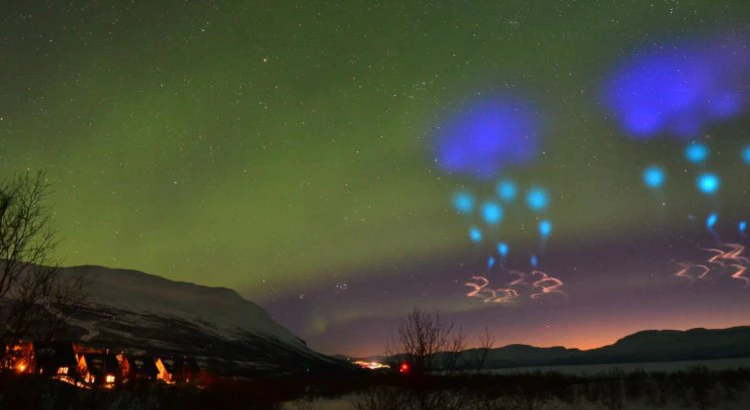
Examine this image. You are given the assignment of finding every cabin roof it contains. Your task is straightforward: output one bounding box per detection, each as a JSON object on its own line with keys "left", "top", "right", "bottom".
{"left": 125, "top": 355, "right": 158, "bottom": 375}
{"left": 82, "top": 353, "right": 119, "bottom": 376}
{"left": 160, "top": 356, "right": 200, "bottom": 374}
{"left": 33, "top": 341, "right": 78, "bottom": 369}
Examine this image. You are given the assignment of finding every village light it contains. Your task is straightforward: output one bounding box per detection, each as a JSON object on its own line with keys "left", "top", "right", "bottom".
{"left": 353, "top": 360, "right": 391, "bottom": 370}
{"left": 16, "top": 341, "right": 201, "bottom": 389}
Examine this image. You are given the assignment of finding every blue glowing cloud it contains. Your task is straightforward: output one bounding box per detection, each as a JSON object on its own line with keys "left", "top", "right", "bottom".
{"left": 469, "top": 226, "right": 482, "bottom": 243}
{"left": 496, "top": 179, "right": 517, "bottom": 202}
{"left": 603, "top": 35, "right": 750, "bottom": 140}
{"left": 743, "top": 145, "right": 750, "bottom": 165}
{"left": 497, "top": 242, "right": 509, "bottom": 258}
{"left": 481, "top": 201, "right": 504, "bottom": 225}
{"left": 487, "top": 256, "right": 496, "bottom": 269}
{"left": 740, "top": 220, "right": 747, "bottom": 234}
{"left": 526, "top": 187, "right": 549, "bottom": 212}
{"left": 538, "top": 219, "right": 552, "bottom": 238}
{"left": 684, "top": 142, "right": 709, "bottom": 164}
{"left": 451, "top": 191, "right": 474, "bottom": 214}
{"left": 696, "top": 172, "right": 721, "bottom": 195}
{"left": 433, "top": 95, "right": 542, "bottom": 179}
{"left": 643, "top": 165, "right": 666, "bottom": 189}
{"left": 530, "top": 255, "right": 538, "bottom": 268}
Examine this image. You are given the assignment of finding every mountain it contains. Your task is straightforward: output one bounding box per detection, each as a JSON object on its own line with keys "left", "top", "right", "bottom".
{"left": 478, "top": 326, "right": 750, "bottom": 369}
{"left": 579, "top": 327, "right": 750, "bottom": 364}
{"left": 350, "top": 327, "right": 750, "bottom": 370}
{"left": 19, "top": 264, "right": 750, "bottom": 374}
{"left": 49, "top": 265, "right": 353, "bottom": 376}
{"left": 481, "top": 344, "right": 585, "bottom": 368}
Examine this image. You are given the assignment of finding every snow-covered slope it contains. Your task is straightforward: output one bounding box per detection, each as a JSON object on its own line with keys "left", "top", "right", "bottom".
{"left": 51, "top": 265, "right": 351, "bottom": 375}
{"left": 68, "top": 265, "right": 302, "bottom": 346}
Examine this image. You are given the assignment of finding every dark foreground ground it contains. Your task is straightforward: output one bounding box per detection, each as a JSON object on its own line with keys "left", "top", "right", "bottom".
{"left": 2, "top": 366, "right": 750, "bottom": 410}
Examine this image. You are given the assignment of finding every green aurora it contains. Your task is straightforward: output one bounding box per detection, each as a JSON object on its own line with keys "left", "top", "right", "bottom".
{"left": 2, "top": 0, "right": 750, "bottom": 305}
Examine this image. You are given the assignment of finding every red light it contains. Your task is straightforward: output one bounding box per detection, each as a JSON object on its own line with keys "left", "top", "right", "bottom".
{"left": 399, "top": 363, "right": 410, "bottom": 374}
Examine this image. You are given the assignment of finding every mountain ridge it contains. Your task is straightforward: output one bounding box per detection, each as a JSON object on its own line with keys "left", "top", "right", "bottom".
{"left": 349, "top": 326, "right": 750, "bottom": 369}
{"left": 16, "top": 263, "right": 750, "bottom": 373}
{"left": 72, "top": 264, "right": 241, "bottom": 295}
{"left": 41, "top": 264, "right": 355, "bottom": 376}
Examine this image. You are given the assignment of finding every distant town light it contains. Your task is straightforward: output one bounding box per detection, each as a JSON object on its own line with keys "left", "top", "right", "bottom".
{"left": 353, "top": 360, "right": 390, "bottom": 370}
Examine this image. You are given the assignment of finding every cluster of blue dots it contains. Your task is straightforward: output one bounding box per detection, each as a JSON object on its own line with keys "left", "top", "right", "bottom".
{"left": 438, "top": 34, "right": 750, "bottom": 279}
{"left": 643, "top": 143, "right": 749, "bottom": 235}
{"left": 452, "top": 180, "right": 553, "bottom": 268}
{"left": 642, "top": 142, "right": 750, "bottom": 196}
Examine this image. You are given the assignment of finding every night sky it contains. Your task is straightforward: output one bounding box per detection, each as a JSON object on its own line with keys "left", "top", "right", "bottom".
{"left": 2, "top": 1, "right": 750, "bottom": 357}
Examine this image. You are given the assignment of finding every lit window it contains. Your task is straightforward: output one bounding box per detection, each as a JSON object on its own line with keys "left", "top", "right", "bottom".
{"left": 105, "top": 375, "right": 115, "bottom": 384}
{"left": 57, "top": 367, "right": 69, "bottom": 375}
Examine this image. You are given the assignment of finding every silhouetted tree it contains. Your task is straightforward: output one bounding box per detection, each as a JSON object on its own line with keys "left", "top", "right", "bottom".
{"left": 388, "top": 307, "right": 466, "bottom": 376}
{"left": 0, "top": 171, "right": 89, "bottom": 360}
{"left": 469, "top": 326, "right": 495, "bottom": 373}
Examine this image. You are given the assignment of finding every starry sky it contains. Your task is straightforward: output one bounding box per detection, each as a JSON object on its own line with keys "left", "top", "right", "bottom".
{"left": 2, "top": 0, "right": 750, "bottom": 357}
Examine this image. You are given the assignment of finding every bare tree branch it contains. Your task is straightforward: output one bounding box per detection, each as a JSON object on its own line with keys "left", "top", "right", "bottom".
{"left": 0, "top": 171, "right": 89, "bottom": 361}
{"left": 443, "top": 326, "right": 466, "bottom": 374}
{"left": 389, "top": 307, "right": 465, "bottom": 376}
{"left": 470, "top": 326, "right": 495, "bottom": 373}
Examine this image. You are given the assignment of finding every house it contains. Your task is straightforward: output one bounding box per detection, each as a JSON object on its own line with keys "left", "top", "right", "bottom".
{"left": 78, "top": 353, "right": 120, "bottom": 388}
{"left": 117, "top": 353, "right": 159, "bottom": 382}
{"left": 155, "top": 355, "right": 201, "bottom": 384}
{"left": 33, "top": 341, "right": 78, "bottom": 383}
{"left": 1, "top": 342, "right": 35, "bottom": 374}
